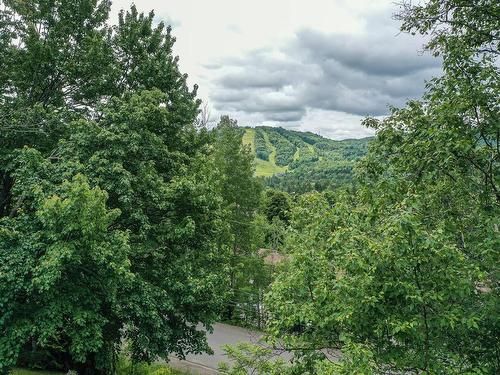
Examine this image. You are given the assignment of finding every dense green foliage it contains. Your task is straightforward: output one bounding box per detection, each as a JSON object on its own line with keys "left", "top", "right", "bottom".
{"left": 0, "top": 1, "right": 228, "bottom": 374}
{"left": 244, "top": 126, "right": 371, "bottom": 193}
{"left": 267, "top": 159, "right": 354, "bottom": 193}
{"left": 2, "top": 0, "right": 498, "bottom": 374}
{"left": 222, "top": 1, "right": 499, "bottom": 374}
{"left": 115, "top": 357, "right": 187, "bottom": 375}
{"left": 262, "top": 189, "right": 291, "bottom": 225}
{"left": 213, "top": 124, "right": 288, "bottom": 329}
{"left": 254, "top": 129, "right": 270, "bottom": 161}
{"left": 212, "top": 116, "right": 268, "bottom": 327}
{"left": 265, "top": 130, "right": 296, "bottom": 166}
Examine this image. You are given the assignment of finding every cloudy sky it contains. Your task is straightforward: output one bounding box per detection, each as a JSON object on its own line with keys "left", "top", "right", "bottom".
{"left": 111, "top": 0, "right": 441, "bottom": 139}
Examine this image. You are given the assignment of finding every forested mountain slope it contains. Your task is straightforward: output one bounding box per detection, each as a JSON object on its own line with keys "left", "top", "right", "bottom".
{"left": 242, "top": 126, "right": 372, "bottom": 192}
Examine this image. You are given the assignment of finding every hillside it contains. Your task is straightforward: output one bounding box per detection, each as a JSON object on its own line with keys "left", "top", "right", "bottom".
{"left": 242, "top": 126, "right": 372, "bottom": 193}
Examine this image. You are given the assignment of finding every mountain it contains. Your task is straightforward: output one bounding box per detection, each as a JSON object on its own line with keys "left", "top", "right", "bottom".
{"left": 242, "top": 126, "right": 372, "bottom": 193}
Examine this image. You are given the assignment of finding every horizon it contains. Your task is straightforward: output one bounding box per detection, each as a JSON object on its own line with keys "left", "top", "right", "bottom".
{"left": 239, "top": 124, "right": 375, "bottom": 141}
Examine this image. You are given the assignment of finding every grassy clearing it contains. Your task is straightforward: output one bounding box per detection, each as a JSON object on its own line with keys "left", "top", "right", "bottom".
{"left": 254, "top": 131, "right": 287, "bottom": 177}
{"left": 242, "top": 128, "right": 255, "bottom": 153}
{"left": 254, "top": 158, "right": 286, "bottom": 177}
{"left": 262, "top": 131, "right": 276, "bottom": 164}
{"left": 244, "top": 128, "right": 287, "bottom": 177}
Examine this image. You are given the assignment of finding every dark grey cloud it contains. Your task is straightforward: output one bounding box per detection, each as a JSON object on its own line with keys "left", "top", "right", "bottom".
{"left": 295, "top": 29, "right": 437, "bottom": 77}
{"left": 212, "top": 83, "right": 307, "bottom": 122}
{"left": 206, "top": 18, "right": 442, "bottom": 122}
{"left": 218, "top": 69, "right": 293, "bottom": 89}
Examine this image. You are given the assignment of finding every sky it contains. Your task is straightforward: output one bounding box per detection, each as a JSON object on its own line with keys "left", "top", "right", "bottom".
{"left": 110, "top": 0, "right": 441, "bottom": 139}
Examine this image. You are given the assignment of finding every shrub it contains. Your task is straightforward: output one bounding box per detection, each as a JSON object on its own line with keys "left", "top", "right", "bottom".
{"left": 116, "top": 357, "right": 179, "bottom": 375}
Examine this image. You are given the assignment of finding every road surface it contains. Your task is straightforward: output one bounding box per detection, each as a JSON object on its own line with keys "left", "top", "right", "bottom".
{"left": 165, "top": 322, "right": 339, "bottom": 374}
{"left": 166, "top": 323, "right": 265, "bottom": 374}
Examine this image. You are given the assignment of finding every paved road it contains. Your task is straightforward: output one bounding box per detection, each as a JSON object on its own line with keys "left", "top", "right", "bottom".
{"left": 166, "top": 323, "right": 265, "bottom": 374}
{"left": 165, "top": 322, "right": 339, "bottom": 374}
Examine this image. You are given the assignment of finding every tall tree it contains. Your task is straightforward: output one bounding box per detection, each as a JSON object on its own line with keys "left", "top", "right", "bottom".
{"left": 213, "top": 117, "right": 263, "bottom": 322}
{"left": 0, "top": 1, "right": 228, "bottom": 373}
{"left": 262, "top": 189, "right": 291, "bottom": 225}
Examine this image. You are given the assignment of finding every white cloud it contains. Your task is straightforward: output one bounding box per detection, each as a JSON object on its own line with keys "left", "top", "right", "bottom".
{"left": 110, "top": 0, "right": 439, "bottom": 139}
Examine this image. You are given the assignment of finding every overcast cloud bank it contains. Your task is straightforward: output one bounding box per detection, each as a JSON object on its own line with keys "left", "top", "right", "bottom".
{"left": 111, "top": 0, "right": 441, "bottom": 139}
{"left": 206, "top": 19, "right": 440, "bottom": 138}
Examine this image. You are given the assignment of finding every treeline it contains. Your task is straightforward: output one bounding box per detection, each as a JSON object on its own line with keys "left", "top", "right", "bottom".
{"left": 267, "top": 160, "right": 356, "bottom": 193}
{"left": 248, "top": 126, "right": 371, "bottom": 193}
